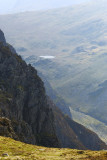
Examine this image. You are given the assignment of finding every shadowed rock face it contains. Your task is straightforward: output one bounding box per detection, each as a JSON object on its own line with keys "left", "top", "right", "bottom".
{"left": 0, "top": 30, "right": 59, "bottom": 148}
{"left": 0, "top": 29, "right": 107, "bottom": 150}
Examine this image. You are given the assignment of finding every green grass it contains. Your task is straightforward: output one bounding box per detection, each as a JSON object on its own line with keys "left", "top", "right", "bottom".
{"left": 0, "top": 136, "right": 107, "bottom": 160}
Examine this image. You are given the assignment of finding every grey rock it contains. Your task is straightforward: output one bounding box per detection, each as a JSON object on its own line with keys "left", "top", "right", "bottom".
{"left": 2, "top": 153, "right": 9, "bottom": 157}
{"left": 0, "top": 34, "right": 59, "bottom": 147}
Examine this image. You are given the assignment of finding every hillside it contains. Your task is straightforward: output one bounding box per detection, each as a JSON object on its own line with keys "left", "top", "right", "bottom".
{"left": 70, "top": 108, "right": 107, "bottom": 144}
{"left": 49, "top": 99, "right": 107, "bottom": 150}
{"left": 25, "top": 56, "right": 107, "bottom": 144}
{"left": 0, "top": 31, "right": 59, "bottom": 148}
{"left": 0, "top": 136, "right": 107, "bottom": 160}
{"left": 1, "top": 29, "right": 107, "bottom": 150}
{"left": 0, "top": 0, "right": 107, "bottom": 126}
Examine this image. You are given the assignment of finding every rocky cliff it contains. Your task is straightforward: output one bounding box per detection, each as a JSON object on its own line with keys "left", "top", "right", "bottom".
{"left": 0, "top": 33, "right": 59, "bottom": 147}
{"left": 0, "top": 29, "right": 107, "bottom": 150}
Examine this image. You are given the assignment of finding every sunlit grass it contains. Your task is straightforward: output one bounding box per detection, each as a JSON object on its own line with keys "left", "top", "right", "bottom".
{"left": 0, "top": 136, "right": 107, "bottom": 160}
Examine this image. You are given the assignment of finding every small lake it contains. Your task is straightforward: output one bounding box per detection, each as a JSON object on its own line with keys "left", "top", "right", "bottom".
{"left": 39, "top": 56, "right": 55, "bottom": 59}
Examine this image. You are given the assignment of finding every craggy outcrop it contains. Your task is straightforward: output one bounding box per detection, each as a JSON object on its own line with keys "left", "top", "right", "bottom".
{"left": 0, "top": 35, "right": 59, "bottom": 147}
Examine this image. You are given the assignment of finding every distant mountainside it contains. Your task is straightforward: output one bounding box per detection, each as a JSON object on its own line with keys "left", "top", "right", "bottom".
{"left": 48, "top": 98, "right": 107, "bottom": 150}
{"left": 0, "top": 30, "right": 107, "bottom": 150}
{"left": 25, "top": 56, "right": 107, "bottom": 144}
{"left": 70, "top": 108, "right": 107, "bottom": 144}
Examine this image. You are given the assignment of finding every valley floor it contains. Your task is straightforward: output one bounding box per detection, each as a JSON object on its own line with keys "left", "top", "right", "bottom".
{"left": 0, "top": 137, "right": 107, "bottom": 160}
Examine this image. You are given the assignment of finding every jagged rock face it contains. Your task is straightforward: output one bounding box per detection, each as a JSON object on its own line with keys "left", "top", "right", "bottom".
{"left": 0, "top": 38, "right": 59, "bottom": 147}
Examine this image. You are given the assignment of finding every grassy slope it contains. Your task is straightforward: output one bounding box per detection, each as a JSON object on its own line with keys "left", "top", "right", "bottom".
{"left": 0, "top": 136, "right": 107, "bottom": 160}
